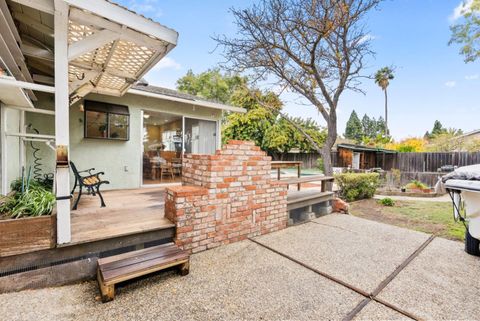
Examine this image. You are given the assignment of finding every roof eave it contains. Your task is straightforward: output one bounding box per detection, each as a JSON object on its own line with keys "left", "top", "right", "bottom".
{"left": 127, "top": 88, "right": 247, "bottom": 113}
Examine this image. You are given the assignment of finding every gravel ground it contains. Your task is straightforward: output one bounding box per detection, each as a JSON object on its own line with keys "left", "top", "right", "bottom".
{"left": 378, "top": 237, "right": 480, "bottom": 320}
{"left": 1, "top": 214, "right": 478, "bottom": 321}
{"left": 0, "top": 241, "right": 362, "bottom": 321}
{"left": 254, "top": 214, "right": 430, "bottom": 293}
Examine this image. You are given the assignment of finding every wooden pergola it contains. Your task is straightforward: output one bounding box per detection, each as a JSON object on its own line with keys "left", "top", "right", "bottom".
{"left": 0, "top": 0, "right": 178, "bottom": 244}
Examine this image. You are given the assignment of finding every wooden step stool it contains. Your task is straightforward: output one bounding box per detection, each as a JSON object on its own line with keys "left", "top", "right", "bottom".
{"left": 97, "top": 243, "right": 190, "bottom": 302}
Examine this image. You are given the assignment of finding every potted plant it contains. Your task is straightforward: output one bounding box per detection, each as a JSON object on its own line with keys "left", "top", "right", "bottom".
{"left": 0, "top": 178, "right": 56, "bottom": 257}
{"left": 99, "top": 124, "right": 108, "bottom": 138}
{"left": 405, "top": 180, "right": 428, "bottom": 193}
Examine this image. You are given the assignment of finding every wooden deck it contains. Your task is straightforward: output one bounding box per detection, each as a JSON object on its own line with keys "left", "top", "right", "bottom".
{"left": 67, "top": 187, "right": 173, "bottom": 246}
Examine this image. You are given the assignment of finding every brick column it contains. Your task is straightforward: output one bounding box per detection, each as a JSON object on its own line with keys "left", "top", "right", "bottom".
{"left": 165, "top": 140, "right": 287, "bottom": 253}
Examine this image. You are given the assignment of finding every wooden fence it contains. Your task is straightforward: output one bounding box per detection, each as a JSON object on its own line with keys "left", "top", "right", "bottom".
{"left": 281, "top": 151, "right": 480, "bottom": 171}
{"left": 390, "top": 152, "right": 480, "bottom": 172}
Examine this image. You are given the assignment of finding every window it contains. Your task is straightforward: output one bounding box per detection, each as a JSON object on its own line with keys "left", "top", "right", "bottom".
{"left": 84, "top": 100, "right": 130, "bottom": 140}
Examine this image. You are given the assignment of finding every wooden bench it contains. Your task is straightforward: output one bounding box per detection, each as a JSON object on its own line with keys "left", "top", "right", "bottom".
{"left": 285, "top": 176, "right": 335, "bottom": 224}
{"left": 281, "top": 175, "right": 334, "bottom": 191}
{"left": 97, "top": 243, "right": 190, "bottom": 302}
{"left": 287, "top": 189, "right": 335, "bottom": 211}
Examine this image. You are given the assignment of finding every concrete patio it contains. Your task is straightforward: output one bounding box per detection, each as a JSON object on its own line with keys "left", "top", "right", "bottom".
{"left": 1, "top": 214, "right": 479, "bottom": 321}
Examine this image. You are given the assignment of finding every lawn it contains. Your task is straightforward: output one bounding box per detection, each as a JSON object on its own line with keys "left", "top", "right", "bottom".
{"left": 350, "top": 199, "right": 465, "bottom": 241}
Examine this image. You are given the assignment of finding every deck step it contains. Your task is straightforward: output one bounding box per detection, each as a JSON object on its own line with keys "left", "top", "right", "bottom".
{"left": 97, "top": 243, "right": 190, "bottom": 302}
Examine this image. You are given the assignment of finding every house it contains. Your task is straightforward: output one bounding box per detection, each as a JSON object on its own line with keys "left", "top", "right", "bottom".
{"left": 334, "top": 144, "right": 397, "bottom": 170}
{"left": 455, "top": 129, "right": 480, "bottom": 151}
{"left": 0, "top": 0, "right": 245, "bottom": 247}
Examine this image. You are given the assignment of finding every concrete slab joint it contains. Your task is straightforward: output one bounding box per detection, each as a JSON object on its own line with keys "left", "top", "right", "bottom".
{"left": 165, "top": 140, "right": 288, "bottom": 253}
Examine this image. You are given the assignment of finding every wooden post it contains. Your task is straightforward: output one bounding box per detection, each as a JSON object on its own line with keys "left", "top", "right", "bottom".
{"left": 54, "top": 0, "right": 71, "bottom": 245}
{"left": 297, "top": 163, "right": 301, "bottom": 191}
{"left": 0, "top": 104, "right": 7, "bottom": 195}
{"left": 19, "top": 110, "right": 25, "bottom": 175}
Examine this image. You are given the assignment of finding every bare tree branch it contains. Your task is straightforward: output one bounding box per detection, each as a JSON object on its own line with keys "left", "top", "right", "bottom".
{"left": 215, "top": 0, "right": 380, "bottom": 174}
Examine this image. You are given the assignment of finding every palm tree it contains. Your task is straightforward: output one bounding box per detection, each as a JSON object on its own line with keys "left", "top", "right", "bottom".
{"left": 374, "top": 67, "right": 394, "bottom": 135}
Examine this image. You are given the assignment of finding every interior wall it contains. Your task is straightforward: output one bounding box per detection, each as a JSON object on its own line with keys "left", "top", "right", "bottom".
{"left": 26, "top": 92, "right": 222, "bottom": 190}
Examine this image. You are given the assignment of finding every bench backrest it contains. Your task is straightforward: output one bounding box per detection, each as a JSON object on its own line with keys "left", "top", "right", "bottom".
{"left": 69, "top": 161, "right": 81, "bottom": 180}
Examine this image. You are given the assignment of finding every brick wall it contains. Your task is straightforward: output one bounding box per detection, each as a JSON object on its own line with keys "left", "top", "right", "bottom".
{"left": 165, "top": 140, "right": 288, "bottom": 253}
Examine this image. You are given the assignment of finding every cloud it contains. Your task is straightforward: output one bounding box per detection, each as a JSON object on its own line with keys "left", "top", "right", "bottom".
{"left": 152, "top": 57, "right": 181, "bottom": 71}
{"left": 465, "top": 74, "right": 479, "bottom": 80}
{"left": 450, "top": 0, "right": 474, "bottom": 22}
{"left": 126, "top": 0, "right": 163, "bottom": 18}
{"left": 357, "top": 34, "right": 376, "bottom": 45}
{"left": 444, "top": 81, "right": 457, "bottom": 88}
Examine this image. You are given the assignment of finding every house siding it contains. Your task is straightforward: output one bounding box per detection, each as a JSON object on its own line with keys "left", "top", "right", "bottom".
{"left": 24, "top": 92, "right": 222, "bottom": 191}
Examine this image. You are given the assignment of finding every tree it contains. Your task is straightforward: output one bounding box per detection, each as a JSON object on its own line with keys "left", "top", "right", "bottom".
{"left": 177, "top": 69, "right": 247, "bottom": 104}
{"left": 361, "top": 114, "right": 375, "bottom": 139}
{"left": 374, "top": 67, "right": 394, "bottom": 135}
{"left": 431, "top": 120, "right": 446, "bottom": 137}
{"left": 214, "top": 0, "right": 380, "bottom": 175}
{"left": 427, "top": 132, "right": 465, "bottom": 152}
{"left": 178, "top": 70, "right": 326, "bottom": 156}
{"left": 345, "top": 110, "right": 363, "bottom": 142}
{"left": 223, "top": 86, "right": 326, "bottom": 158}
{"left": 449, "top": 0, "right": 480, "bottom": 63}
{"left": 386, "top": 138, "right": 426, "bottom": 152}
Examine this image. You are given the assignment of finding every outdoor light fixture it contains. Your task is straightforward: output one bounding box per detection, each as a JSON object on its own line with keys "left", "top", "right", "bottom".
{"left": 143, "top": 114, "right": 150, "bottom": 119}
{"left": 79, "top": 102, "right": 84, "bottom": 112}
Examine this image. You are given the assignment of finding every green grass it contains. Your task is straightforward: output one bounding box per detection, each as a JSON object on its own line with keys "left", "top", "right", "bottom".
{"left": 383, "top": 201, "right": 465, "bottom": 241}
{"left": 351, "top": 200, "right": 465, "bottom": 241}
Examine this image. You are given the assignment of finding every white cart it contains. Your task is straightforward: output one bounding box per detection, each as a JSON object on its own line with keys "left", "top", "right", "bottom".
{"left": 444, "top": 178, "right": 480, "bottom": 256}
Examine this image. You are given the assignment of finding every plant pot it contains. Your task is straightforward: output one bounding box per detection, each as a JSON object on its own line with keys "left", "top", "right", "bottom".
{"left": 422, "top": 188, "right": 432, "bottom": 193}
{"left": 0, "top": 214, "right": 56, "bottom": 257}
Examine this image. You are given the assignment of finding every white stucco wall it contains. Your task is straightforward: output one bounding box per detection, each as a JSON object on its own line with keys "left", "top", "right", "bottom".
{"left": 25, "top": 92, "right": 223, "bottom": 190}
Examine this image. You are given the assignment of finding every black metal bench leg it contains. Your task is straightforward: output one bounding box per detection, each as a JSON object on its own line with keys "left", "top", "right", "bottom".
{"left": 71, "top": 176, "right": 78, "bottom": 195}
{"left": 97, "top": 186, "right": 106, "bottom": 207}
{"left": 72, "top": 186, "right": 82, "bottom": 210}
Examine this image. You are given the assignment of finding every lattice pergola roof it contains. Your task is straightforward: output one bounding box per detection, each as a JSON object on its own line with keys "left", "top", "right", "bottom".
{"left": 3, "top": 0, "right": 178, "bottom": 104}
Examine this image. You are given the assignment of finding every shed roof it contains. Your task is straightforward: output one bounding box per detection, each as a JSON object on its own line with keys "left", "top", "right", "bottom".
{"left": 337, "top": 144, "right": 397, "bottom": 154}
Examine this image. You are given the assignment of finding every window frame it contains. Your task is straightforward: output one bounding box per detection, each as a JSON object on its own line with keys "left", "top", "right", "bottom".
{"left": 84, "top": 100, "right": 130, "bottom": 141}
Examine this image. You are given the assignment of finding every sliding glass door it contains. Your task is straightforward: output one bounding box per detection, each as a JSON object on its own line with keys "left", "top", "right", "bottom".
{"left": 183, "top": 117, "right": 217, "bottom": 155}
{"left": 141, "top": 112, "right": 218, "bottom": 186}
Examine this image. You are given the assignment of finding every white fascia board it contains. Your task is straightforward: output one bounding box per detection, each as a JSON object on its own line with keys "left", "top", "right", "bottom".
{"left": 127, "top": 88, "right": 247, "bottom": 114}
{"left": 64, "top": 0, "right": 178, "bottom": 45}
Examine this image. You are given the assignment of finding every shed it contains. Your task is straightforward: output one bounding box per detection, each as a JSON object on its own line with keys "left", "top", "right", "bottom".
{"left": 335, "top": 144, "right": 397, "bottom": 170}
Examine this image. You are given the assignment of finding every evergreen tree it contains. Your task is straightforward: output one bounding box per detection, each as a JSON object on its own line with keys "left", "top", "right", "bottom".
{"left": 345, "top": 110, "right": 364, "bottom": 142}
{"left": 361, "top": 114, "right": 376, "bottom": 139}
{"left": 376, "top": 116, "right": 387, "bottom": 135}
{"left": 431, "top": 120, "right": 446, "bottom": 137}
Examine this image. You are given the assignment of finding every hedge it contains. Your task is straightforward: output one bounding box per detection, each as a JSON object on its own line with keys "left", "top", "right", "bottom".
{"left": 335, "top": 173, "right": 380, "bottom": 202}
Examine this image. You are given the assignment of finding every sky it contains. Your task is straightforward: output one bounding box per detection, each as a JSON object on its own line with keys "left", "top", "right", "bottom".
{"left": 116, "top": 0, "right": 480, "bottom": 140}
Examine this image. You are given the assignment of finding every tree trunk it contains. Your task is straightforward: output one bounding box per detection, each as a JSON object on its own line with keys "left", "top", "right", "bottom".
{"left": 384, "top": 88, "right": 388, "bottom": 135}
{"left": 320, "top": 116, "right": 337, "bottom": 177}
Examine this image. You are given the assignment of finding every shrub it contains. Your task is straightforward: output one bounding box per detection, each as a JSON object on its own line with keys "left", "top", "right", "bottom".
{"left": 316, "top": 157, "right": 324, "bottom": 173}
{"left": 335, "top": 173, "right": 380, "bottom": 202}
{"left": 378, "top": 197, "right": 395, "bottom": 207}
{"left": 0, "top": 179, "right": 55, "bottom": 219}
